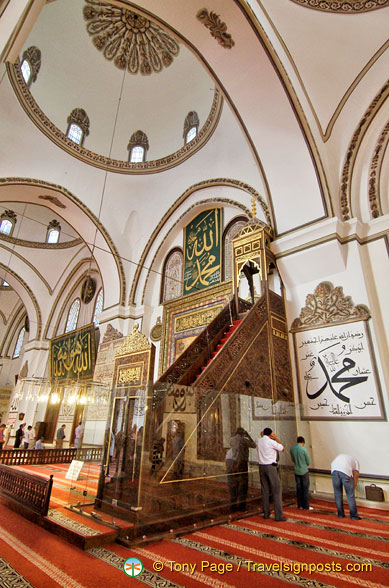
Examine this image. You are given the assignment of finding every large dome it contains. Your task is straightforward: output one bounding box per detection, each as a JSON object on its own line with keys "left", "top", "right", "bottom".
{"left": 12, "top": 0, "right": 221, "bottom": 172}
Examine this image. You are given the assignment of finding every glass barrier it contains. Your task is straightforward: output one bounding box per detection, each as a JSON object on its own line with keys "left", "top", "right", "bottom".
{"left": 91, "top": 381, "right": 298, "bottom": 540}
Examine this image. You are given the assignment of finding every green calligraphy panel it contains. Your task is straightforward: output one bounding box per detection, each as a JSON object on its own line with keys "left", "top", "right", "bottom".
{"left": 50, "top": 324, "right": 95, "bottom": 380}
{"left": 183, "top": 208, "right": 222, "bottom": 295}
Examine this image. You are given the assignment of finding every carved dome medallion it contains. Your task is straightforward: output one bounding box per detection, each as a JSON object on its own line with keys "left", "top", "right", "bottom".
{"left": 288, "top": 0, "right": 388, "bottom": 12}
{"left": 83, "top": 0, "right": 180, "bottom": 74}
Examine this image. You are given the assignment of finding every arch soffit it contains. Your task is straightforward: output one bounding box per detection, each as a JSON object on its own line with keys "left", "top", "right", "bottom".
{"left": 340, "top": 80, "right": 389, "bottom": 220}
{"left": 369, "top": 120, "right": 389, "bottom": 218}
{"left": 4, "top": 306, "right": 26, "bottom": 358}
{"left": 0, "top": 302, "right": 24, "bottom": 357}
{"left": 0, "top": 179, "right": 126, "bottom": 307}
{"left": 0, "top": 263, "right": 41, "bottom": 341}
{"left": 43, "top": 262, "right": 99, "bottom": 340}
{"left": 129, "top": 179, "right": 271, "bottom": 305}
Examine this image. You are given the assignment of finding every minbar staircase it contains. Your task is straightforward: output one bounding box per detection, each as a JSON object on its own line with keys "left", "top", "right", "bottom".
{"left": 196, "top": 319, "right": 242, "bottom": 382}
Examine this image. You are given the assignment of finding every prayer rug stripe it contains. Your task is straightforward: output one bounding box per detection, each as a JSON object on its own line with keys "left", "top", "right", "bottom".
{"left": 190, "top": 528, "right": 389, "bottom": 588}
{"left": 238, "top": 518, "right": 389, "bottom": 560}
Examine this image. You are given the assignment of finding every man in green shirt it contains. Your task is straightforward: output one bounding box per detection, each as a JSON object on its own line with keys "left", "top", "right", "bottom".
{"left": 290, "top": 436, "right": 311, "bottom": 510}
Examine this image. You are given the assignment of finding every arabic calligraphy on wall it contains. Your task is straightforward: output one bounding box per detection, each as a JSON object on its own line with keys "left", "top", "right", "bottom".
{"left": 183, "top": 208, "right": 222, "bottom": 295}
{"left": 50, "top": 325, "right": 95, "bottom": 380}
{"left": 295, "top": 321, "right": 385, "bottom": 420}
{"left": 116, "top": 364, "right": 143, "bottom": 386}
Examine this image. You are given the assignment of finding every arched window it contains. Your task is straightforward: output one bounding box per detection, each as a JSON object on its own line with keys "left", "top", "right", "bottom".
{"left": 93, "top": 289, "right": 103, "bottom": 327}
{"left": 46, "top": 220, "right": 61, "bottom": 243}
{"left": 128, "top": 130, "right": 149, "bottom": 163}
{"left": 0, "top": 210, "right": 17, "bottom": 236}
{"left": 65, "top": 299, "right": 80, "bottom": 333}
{"left": 161, "top": 249, "right": 183, "bottom": 302}
{"left": 223, "top": 217, "right": 248, "bottom": 281}
{"left": 183, "top": 111, "right": 199, "bottom": 144}
{"left": 20, "top": 46, "right": 41, "bottom": 87}
{"left": 66, "top": 108, "right": 90, "bottom": 146}
{"left": 13, "top": 327, "right": 25, "bottom": 358}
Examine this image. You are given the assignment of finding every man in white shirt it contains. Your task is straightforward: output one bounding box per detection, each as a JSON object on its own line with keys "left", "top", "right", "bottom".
{"left": 256, "top": 427, "right": 286, "bottom": 521}
{"left": 331, "top": 454, "right": 361, "bottom": 520}
{"left": 74, "top": 422, "right": 84, "bottom": 449}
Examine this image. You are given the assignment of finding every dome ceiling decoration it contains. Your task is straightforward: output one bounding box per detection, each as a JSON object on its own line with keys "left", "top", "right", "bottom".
{"left": 83, "top": 0, "right": 180, "bottom": 74}
{"left": 288, "top": 0, "right": 388, "bottom": 12}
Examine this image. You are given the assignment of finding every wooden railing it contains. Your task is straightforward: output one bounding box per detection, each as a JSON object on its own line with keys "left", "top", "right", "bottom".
{"left": 0, "top": 447, "right": 103, "bottom": 466}
{"left": 0, "top": 464, "right": 53, "bottom": 515}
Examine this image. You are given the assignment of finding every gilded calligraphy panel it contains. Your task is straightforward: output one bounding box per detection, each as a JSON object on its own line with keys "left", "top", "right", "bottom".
{"left": 294, "top": 321, "right": 385, "bottom": 420}
{"left": 50, "top": 325, "right": 95, "bottom": 381}
{"left": 183, "top": 208, "right": 222, "bottom": 295}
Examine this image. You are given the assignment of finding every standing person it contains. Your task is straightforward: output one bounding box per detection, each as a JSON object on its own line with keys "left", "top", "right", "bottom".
{"left": 0, "top": 424, "right": 5, "bottom": 450}
{"left": 14, "top": 424, "right": 25, "bottom": 448}
{"left": 74, "top": 422, "right": 84, "bottom": 449}
{"left": 3, "top": 424, "right": 11, "bottom": 448}
{"left": 23, "top": 425, "right": 30, "bottom": 449}
{"left": 56, "top": 424, "right": 66, "bottom": 448}
{"left": 331, "top": 454, "right": 361, "bottom": 520}
{"left": 27, "top": 425, "right": 35, "bottom": 449}
{"left": 35, "top": 437, "right": 45, "bottom": 450}
{"left": 290, "top": 436, "right": 312, "bottom": 510}
{"left": 256, "top": 427, "right": 286, "bottom": 521}
{"left": 226, "top": 427, "right": 256, "bottom": 512}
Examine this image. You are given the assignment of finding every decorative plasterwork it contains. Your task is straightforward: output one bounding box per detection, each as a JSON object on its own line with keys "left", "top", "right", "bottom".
{"left": 0, "top": 232, "right": 82, "bottom": 249}
{"left": 83, "top": 0, "right": 180, "bottom": 75}
{"left": 1, "top": 209, "right": 17, "bottom": 224}
{"left": 101, "top": 323, "right": 123, "bottom": 343}
{"left": 288, "top": 0, "right": 388, "bottom": 12}
{"left": 291, "top": 282, "right": 370, "bottom": 331}
{"left": 8, "top": 63, "right": 223, "bottom": 174}
{"left": 369, "top": 121, "right": 389, "bottom": 218}
{"left": 67, "top": 108, "right": 90, "bottom": 136}
{"left": 150, "top": 316, "right": 162, "bottom": 342}
{"left": 183, "top": 111, "right": 199, "bottom": 139}
{"left": 127, "top": 130, "right": 149, "bottom": 152}
{"left": 340, "top": 80, "right": 389, "bottom": 220}
{"left": 116, "top": 323, "right": 151, "bottom": 356}
{"left": 39, "top": 195, "right": 66, "bottom": 208}
{"left": 0, "top": 178, "right": 126, "bottom": 307}
{"left": 21, "top": 46, "right": 41, "bottom": 83}
{"left": 197, "top": 9, "right": 235, "bottom": 48}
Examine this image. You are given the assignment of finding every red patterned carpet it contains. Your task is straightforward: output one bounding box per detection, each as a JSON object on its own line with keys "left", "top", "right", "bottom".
{"left": 0, "top": 496, "right": 388, "bottom": 587}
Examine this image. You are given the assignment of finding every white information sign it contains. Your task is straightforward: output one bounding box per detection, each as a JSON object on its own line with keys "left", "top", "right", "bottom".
{"left": 295, "top": 321, "right": 385, "bottom": 421}
{"left": 65, "top": 460, "right": 84, "bottom": 481}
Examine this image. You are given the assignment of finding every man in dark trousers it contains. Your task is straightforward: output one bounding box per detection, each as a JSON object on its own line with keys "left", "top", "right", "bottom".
{"left": 290, "top": 436, "right": 311, "bottom": 510}
{"left": 56, "top": 424, "right": 66, "bottom": 448}
{"left": 256, "top": 427, "right": 286, "bottom": 521}
{"left": 226, "top": 427, "right": 256, "bottom": 512}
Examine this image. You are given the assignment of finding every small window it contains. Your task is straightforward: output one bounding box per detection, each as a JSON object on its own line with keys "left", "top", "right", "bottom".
{"left": 93, "top": 290, "right": 103, "bottom": 327}
{"left": 128, "top": 130, "right": 149, "bottom": 163}
{"left": 183, "top": 111, "right": 199, "bottom": 144}
{"left": 13, "top": 327, "right": 25, "bottom": 358}
{"left": 46, "top": 220, "right": 61, "bottom": 243}
{"left": 66, "top": 108, "right": 90, "bottom": 146}
{"left": 0, "top": 210, "right": 17, "bottom": 236}
{"left": 65, "top": 299, "right": 80, "bottom": 333}
{"left": 21, "top": 59, "right": 32, "bottom": 84}
{"left": 130, "top": 146, "right": 145, "bottom": 163}
{"left": 185, "top": 126, "right": 197, "bottom": 143}
{"left": 20, "top": 46, "right": 41, "bottom": 87}
{"left": 1, "top": 281, "right": 10, "bottom": 287}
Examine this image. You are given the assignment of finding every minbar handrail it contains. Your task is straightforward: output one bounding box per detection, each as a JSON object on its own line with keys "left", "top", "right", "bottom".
{"left": 0, "top": 464, "right": 53, "bottom": 516}
{"left": 0, "top": 447, "right": 103, "bottom": 466}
